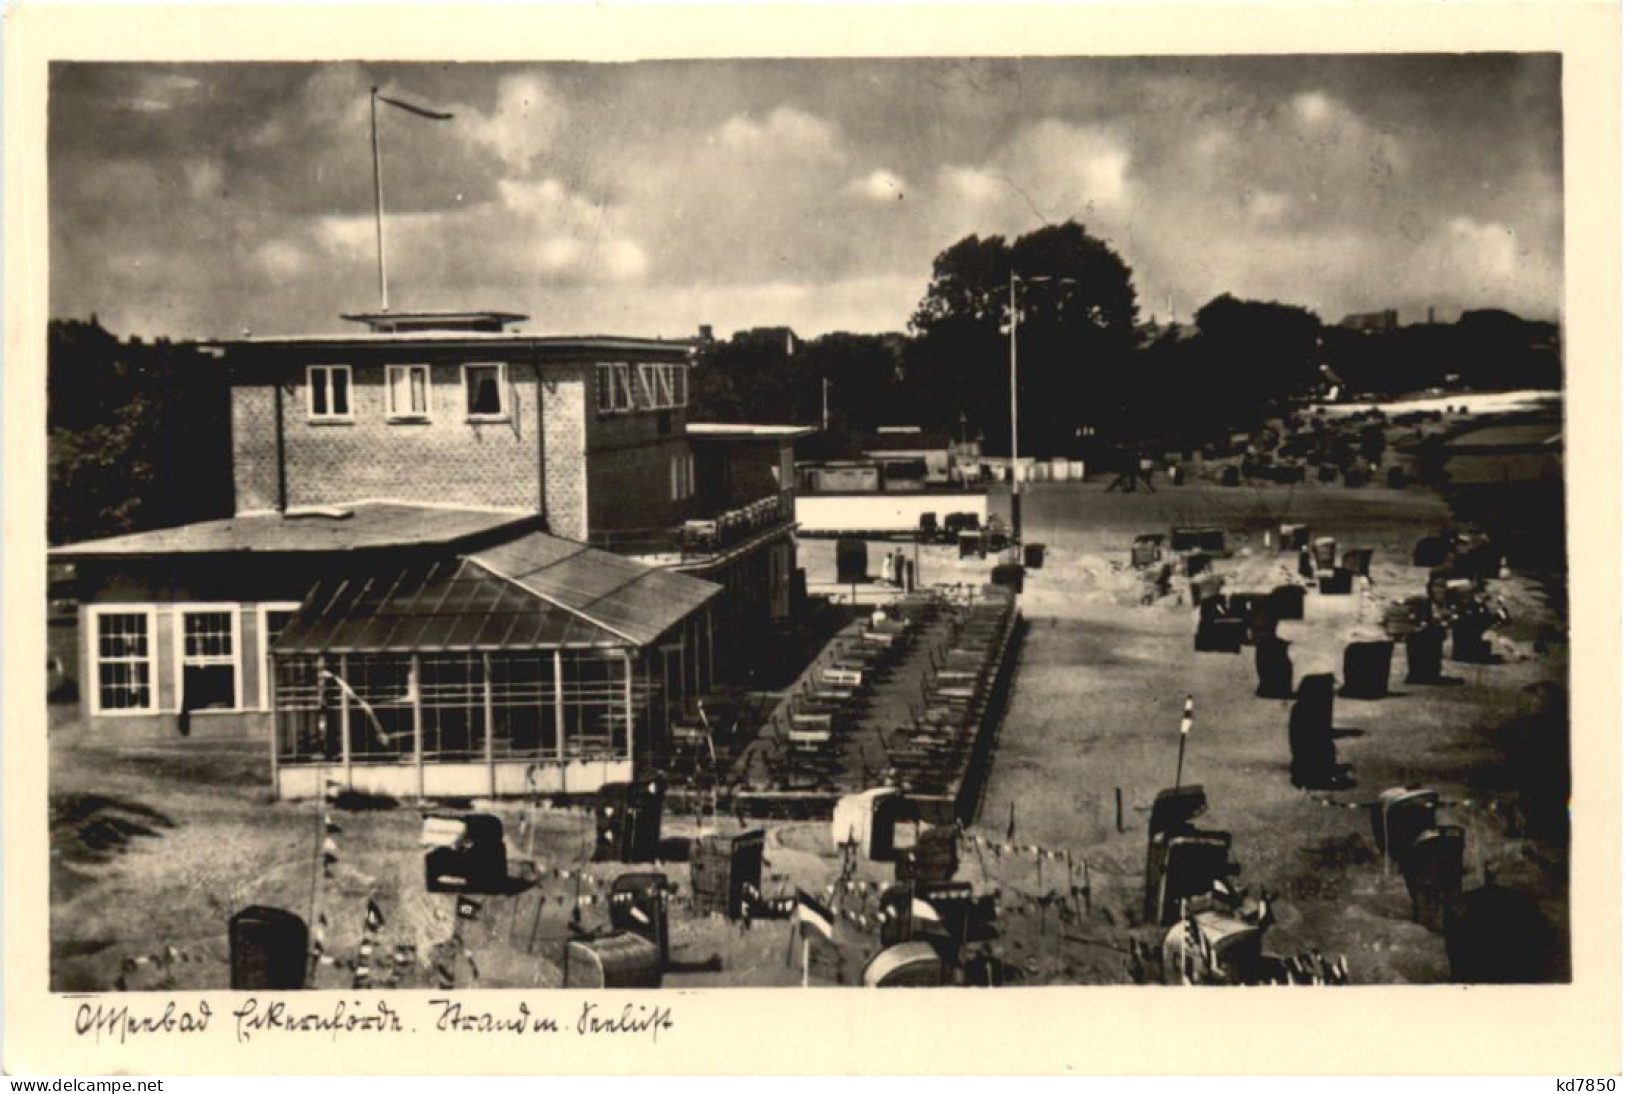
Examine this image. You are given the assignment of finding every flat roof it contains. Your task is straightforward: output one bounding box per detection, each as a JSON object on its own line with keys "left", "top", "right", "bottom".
{"left": 686, "top": 423, "right": 816, "bottom": 440}
{"left": 340, "top": 309, "right": 529, "bottom": 326}
{"left": 863, "top": 431, "right": 954, "bottom": 452}
{"left": 204, "top": 333, "right": 695, "bottom": 356}
{"left": 49, "top": 503, "right": 535, "bottom": 559}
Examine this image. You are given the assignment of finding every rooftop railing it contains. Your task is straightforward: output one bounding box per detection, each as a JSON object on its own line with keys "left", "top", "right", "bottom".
{"left": 590, "top": 489, "right": 794, "bottom": 561}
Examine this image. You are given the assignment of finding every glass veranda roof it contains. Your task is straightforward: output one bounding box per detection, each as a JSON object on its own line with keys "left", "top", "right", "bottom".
{"left": 273, "top": 533, "right": 721, "bottom": 656}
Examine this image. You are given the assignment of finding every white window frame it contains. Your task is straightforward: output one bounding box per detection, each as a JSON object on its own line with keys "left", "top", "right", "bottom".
{"left": 635, "top": 363, "right": 688, "bottom": 411}
{"left": 256, "top": 601, "right": 304, "bottom": 711}
{"left": 88, "top": 605, "right": 159, "bottom": 716}
{"left": 172, "top": 604, "right": 244, "bottom": 714}
{"left": 597, "top": 362, "right": 635, "bottom": 414}
{"left": 385, "top": 363, "right": 432, "bottom": 422}
{"left": 306, "top": 365, "right": 353, "bottom": 422}
{"left": 462, "top": 362, "right": 509, "bottom": 422}
{"left": 669, "top": 453, "right": 696, "bottom": 501}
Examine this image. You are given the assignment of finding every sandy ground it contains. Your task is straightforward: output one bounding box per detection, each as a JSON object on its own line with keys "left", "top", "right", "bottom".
{"left": 50, "top": 476, "right": 1568, "bottom": 989}
{"left": 802, "top": 479, "right": 1568, "bottom": 984}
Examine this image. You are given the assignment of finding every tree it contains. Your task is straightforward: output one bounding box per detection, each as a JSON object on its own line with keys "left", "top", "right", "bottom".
{"left": 1185, "top": 294, "right": 1324, "bottom": 423}
{"left": 797, "top": 332, "right": 904, "bottom": 434}
{"left": 906, "top": 220, "right": 1139, "bottom": 454}
{"left": 48, "top": 318, "right": 233, "bottom": 544}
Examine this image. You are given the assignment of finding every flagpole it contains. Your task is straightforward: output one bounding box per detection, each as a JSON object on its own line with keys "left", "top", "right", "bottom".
{"left": 370, "top": 87, "right": 389, "bottom": 312}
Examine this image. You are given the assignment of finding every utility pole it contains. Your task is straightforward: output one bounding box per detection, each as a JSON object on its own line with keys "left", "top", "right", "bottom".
{"left": 1009, "top": 271, "right": 1022, "bottom": 549}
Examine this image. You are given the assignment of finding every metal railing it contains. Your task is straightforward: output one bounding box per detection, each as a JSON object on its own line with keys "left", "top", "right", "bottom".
{"left": 590, "top": 489, "right": 794, "bottom": 560}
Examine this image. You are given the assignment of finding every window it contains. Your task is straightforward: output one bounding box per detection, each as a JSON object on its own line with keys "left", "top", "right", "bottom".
{"left": 599, "top": 362, "right": 686, "bottom": 413}
{"left": 180, "top": 609, "right": 239, "bottom": 709}
{"left": 637, "top": 363, "right": 688, "bottom": 410}
{"left": 463, "top": 363, "right": 507, "bottom": 420}
{"left": 257, "top": 602, "right": 302, "bottom": 710}
{"left": 92, "top": 608, "right": 156, "bottom": 713}
{"left": 177, "top": 607, "right": 241, "bottom": 712}
{"left": 597, "top": 363, "right": 634, "bottom": 414}
{"left": 307, "top": 365, "right": 352, "bottom": 421}
{"left": 670, "top": 454, "right": 695, "bottom": 501}
{"left": 386, "top": 364, "right": 431, "bottom": 420}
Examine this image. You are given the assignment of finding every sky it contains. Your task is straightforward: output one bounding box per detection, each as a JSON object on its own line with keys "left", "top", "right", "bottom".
{"left": 49, "top": 55, "right": 1563, "bottom": 341}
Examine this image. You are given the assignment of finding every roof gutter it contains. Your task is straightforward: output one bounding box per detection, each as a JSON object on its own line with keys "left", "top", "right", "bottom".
{"left": 529, "top": 349, "right": 548, "bottom": 525}
{"left": 273, "top": 375, "right": 289, "bottom": 513}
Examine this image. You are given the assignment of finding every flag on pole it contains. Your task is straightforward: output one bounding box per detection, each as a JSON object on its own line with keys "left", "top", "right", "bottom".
{"left": 1180, "top": 696, "right": 1194, "bottom": 735}
{"left": 377, "top": 92, "right": 454, "bottom": 121}
{"left": 365, "top": 898, "right": 386, "bottom": 933}
{"left": 793, "top": 889, "right": 834, "bottom": 940}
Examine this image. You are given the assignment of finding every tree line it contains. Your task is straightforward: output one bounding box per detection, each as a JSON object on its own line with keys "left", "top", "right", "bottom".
{"left": 47, "top": 219, "right": 1560, "bottom": 543}
{"left": 692, "top": 220, "right": 1561, "bottom": 457}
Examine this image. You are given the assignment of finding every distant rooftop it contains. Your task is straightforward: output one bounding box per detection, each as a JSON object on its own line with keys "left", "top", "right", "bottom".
{"left": 50, "top": 503, "right": 535, "bottom": 559}
{"left": 340, "top": 309, "right": 529, "bottom": 334}
{"left": 687, "top": 423, "right": 816, "bottom": 440}
{"left": 863, "top": 431, "right": 954, "bottom": 452}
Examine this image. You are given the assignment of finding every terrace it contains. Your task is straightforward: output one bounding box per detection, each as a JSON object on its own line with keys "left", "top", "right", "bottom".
{"left": 588, "top": 488, "right": 796, "bottom": 567}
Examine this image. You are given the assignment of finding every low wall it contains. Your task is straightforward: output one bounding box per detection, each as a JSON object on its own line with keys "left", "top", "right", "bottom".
{"left": 275, "top": 756, "right": 633, "bottom": 800}
{"left": 796, "top": 492, "right": 989, "bottom": 536}
{"left": 74, "top": 709, "right": 271, "bottom": 742}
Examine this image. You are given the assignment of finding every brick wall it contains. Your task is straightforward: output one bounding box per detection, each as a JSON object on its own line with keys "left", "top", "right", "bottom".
{"left": 228, "top": 352, "right": 695, "bottom": 542}
{"left": 234, "top": 363, "right": 543, "bottom": 514}
{"left": 231, "top": 383, "right": 282, "bottom": 513}
{"left": 539, "top": 366, "right": 589, "bottom": 541}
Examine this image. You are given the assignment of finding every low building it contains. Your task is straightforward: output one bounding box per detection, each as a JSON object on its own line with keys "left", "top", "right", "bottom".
{"left": 860, "top": 428, "right": 957, "bottom": 486}
{"left": 51, "top": 504, "right": 542, "bottom": 738}
{"left": 50, "top": 308, "right": 799, "bottom": 797}
{"left": 267, "top": 529, "right": 719, "bottom": 800}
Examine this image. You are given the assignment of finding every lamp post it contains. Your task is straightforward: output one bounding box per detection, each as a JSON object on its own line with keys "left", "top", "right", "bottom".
{"left": 1008, "top": 272, "right": 1021, "bottom": 551}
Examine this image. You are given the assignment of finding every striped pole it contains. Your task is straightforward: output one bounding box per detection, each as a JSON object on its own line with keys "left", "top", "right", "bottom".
{"left": 1174, "top": 695, "right": 1194, "bottom": 788}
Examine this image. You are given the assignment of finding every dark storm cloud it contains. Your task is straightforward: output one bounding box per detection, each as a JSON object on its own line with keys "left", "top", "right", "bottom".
{"left": 49, "top": 55, "right": 1562, "bottom": 339}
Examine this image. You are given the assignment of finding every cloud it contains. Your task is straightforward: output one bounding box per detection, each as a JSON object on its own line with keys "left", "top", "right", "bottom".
{"left": 1293, "top": 91, "right": 1332, "bottom": 124}
{"left": 185, "top": 159, "right": 224, "bottom": 200}
{"left": 46, "top": 59, "right": 1563, "bottom": 339}
{"left": 932, "top": 121, "right": 1133, "bottom": 238}
{"left": 459, "top": 72, "right": 566, "bottom": 174}
{"left": 252, "top": 239, "right": 311, "bottom": 278}
{"left": 715, "top": 107, "right": 843, "bottom": 163}
{"left": 1244, "top": 189, "right": 1291, "bottom": 221}
{"left": 309, "top": 171, "right": 650, "bottom": 294}
{"left": 938, "top": 165, "right": 1006, "bottom": 206}
{"left": 1442, "top": 216, "right": 1518, "bottom": 280}
{"left": 846, "top": 169, "right": 906, "bottom": 202}
{"left": 1000, "top": 120, "right": 1132, "bottom": 211}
